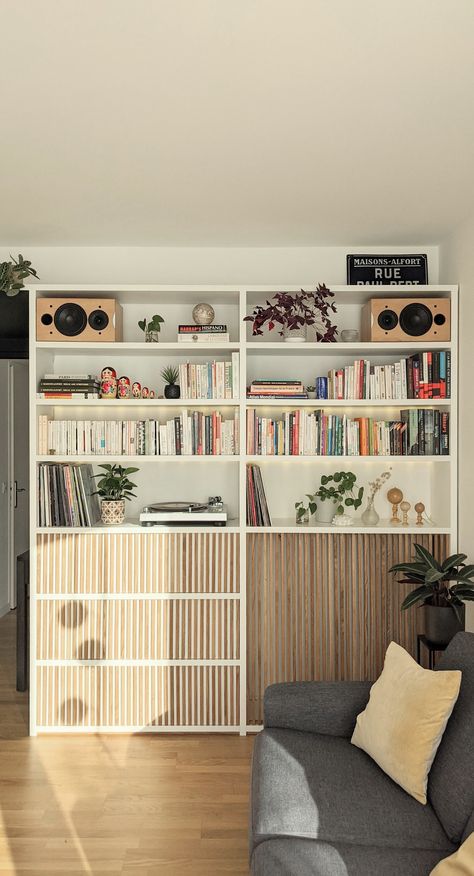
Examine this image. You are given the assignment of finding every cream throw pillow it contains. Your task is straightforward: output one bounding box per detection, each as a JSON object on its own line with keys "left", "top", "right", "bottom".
{"left": 351, "top": 641, "right": 461, "bottom": 804}
{"left": 430, "top": 834, "right": 474, "bottom": 875}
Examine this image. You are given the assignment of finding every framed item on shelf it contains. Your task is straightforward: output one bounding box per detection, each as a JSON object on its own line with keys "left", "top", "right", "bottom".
{"left": 347, "top": 254, "right": 428, "bottom": 286}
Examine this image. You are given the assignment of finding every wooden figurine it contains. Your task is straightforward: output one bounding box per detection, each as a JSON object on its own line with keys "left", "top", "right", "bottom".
{"left": 141, "top": 386, "right": 149, "bottom": 399}
{"left": 415, "top": 502, "right": 425, "bottom": 526}
{"left": 387, "top": 487, "right": 403, "bottom": 525}
{"left": 400, "top": 500, "right": 411, "bottom": 526}
{"left": 117, "top": 376, "right": 131, "bottom": 399}
{"left": 132, "top": 381, "right": 141, "bottom": 398}
{"left": 100, "top": 366, "right": 117, "bottom": 399}
{"left": 149, "top": 389, "right": 155, "bottom": 399}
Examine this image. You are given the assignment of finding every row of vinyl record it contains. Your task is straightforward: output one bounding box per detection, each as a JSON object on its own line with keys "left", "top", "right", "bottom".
{"left": 38, "top": 413, "right": 239, "bottom": 456}
{"left": 178, "top": 354, "right": 239, "bottom": 399}
{"left": 318, "top": 352, "right": 451, "bottom": 401}
{"left": 246, "top": 409, "right": 450, "bottom": 456}
{"left": 38, "top": 463, "right": 100, "bottom": 527}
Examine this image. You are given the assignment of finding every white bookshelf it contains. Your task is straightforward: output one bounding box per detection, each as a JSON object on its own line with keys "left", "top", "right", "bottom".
{"left": 28, "top": 283, "right": 458, "bottom": 735}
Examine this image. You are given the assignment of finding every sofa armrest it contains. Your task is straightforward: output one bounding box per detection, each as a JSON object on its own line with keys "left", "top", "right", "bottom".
{"left": 263, "top": 681, "right": 372, "bottom": 737}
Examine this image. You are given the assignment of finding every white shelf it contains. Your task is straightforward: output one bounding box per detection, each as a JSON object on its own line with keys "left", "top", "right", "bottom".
{"left": 36, "top": 454, "right": 239, "bottom": 463}
{"left": 245, "top": 454, "right": 451, "bottom": 463}
{"left": 36, "top": 398, "right": 240, "bottom": 407}
{"left": 37, "top": 520, "right": 240, "bottom": 534}
{"left": 246, "top": 398, "right": 451, "bottom": 407}
{"left": 246, "top": 517, "right": 451, "bottom": 535}
{"left": 246, "top": 341, "right": 452, "bottom": 356}
{"left": 36, "top": 341, "right": 241, "bottom": 353}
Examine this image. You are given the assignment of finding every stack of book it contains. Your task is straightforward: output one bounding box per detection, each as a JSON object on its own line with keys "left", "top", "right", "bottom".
{"left": 178, "top": 354, "right": 239, "bottom": 399}
{"left": 246, "top": 408, "right": 449, "bottom": 456}
{"left": 39, "top": 412, "right": 239, "bottom": 456}
{"left": 247, "top": 379, "right": 308, "bottom": 399}
{"left": 316, "top": 352, "right": 451, "bottom": 401}
{"left": 37, "top": 373, "right": 100, "bottom": 399}
{"left": 38, "top": 462, "right": 100, "bottom": 527}
{"left": 246, "top": 464, "right": 271, "bottom": 526}
{"left": 177, "top": 324, "right": 230, "bottom": 343}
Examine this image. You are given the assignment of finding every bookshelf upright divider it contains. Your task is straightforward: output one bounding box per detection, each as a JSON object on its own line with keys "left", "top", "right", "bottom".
{"left": 28, "top": 284, "right": 458, "bottom": 735}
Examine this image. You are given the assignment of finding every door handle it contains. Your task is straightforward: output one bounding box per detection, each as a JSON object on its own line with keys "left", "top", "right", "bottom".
{"left": 12, "top": 481, "right": 26, "bottom": 509}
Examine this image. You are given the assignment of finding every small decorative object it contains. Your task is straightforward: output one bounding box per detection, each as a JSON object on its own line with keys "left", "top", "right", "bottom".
{"left": 415, "top": 501, "right": 425, "bottom": 526}
{"left": 138, "top": 314, "right": 164, "bottom": 342}
{"left": 306, "top": 385, "right": 316, "bottom": 399}
{"left": 389, "top": 544, "right": 474, "bottom": 646}
{"left": 316, "top": 377, "right": 328, "bottom": 399}
{"left": 296, "top": 508, "right": 309, "bottom": 525}
{"left": 400, "top": 500, "right": 411, "bottom": 526}
{"left": 244, "top": 284, "right": 337, "bottom": 342}
{"left": 192, "top": 302, "right": 215, "bottom": 325}
{"left": 387, "top": 487, "right": 403, "bottom": 525}
{"left": 361, "top": 468, "right": 392, "bottom": 526}
{"left": 347, "top": 254, "right": 428, "bottom": 286}
{"left": 100, "top": 365, "right": 117, "bottom": 399}
{"left": 132, "top": 381, "right": 141, "bottom": 398}
{"left": 149, "top": 389, "right": 155, "bottom": 399}
{"left": 92, "top": 464, "right": 139, "bottom": 526}
{"left": 0, "top": 253, "right": 39, "bottom": 297}
{"left": 295, "top": 471, "right": 363, "bottom": 524}
{"left": 141, "top": 386, "right": 150, "bottom": 399}
{"left": 117, "top": 375, "right": 131, "bottom": 399}
{"left": 161, "top": 365, "right": 180, "bottom": 399}
{"left": 333, "top": 513, "right": 354, "bottom": 527}
{"left": 341, "top": 329, "right": 360, "bottom": 342}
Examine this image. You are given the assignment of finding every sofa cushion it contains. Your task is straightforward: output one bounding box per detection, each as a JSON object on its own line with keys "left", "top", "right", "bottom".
{"left": 429, "top": 832, "right": 474, "bottom": 875}
{"left": 250, "top": 729, "right": 454, "bottom": 855}
{"left": 250, "top": 838, "right": 447, "bottom": 876}
{"left": 429, "top": 632, "right": 474, "bottom": 843}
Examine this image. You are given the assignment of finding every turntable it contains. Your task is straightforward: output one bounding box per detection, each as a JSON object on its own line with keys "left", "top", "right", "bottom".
{"left": 139, "top": 497, "right": 227, "bottom": 527}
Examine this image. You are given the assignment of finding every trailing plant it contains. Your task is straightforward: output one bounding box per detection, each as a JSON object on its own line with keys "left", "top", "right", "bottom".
{"left": 92, "top": 464, "right": 139, "bottom": 502}
{"left": 244, "top": 283, "right": 338, "bottom": 340}
{"left": 0, "top": 253, "right": 39, "bottom": 296}
{"left": 295, "top": 471, "right": 364, "bottom": 521}
{"left": 138, "top": 314, "right": 164, "bottom": 334}
{"left": 161, "top": 365, "right": 179, "bottom": 385}
{"left": 389, "top": 544, "right": 474, "bottom": 618}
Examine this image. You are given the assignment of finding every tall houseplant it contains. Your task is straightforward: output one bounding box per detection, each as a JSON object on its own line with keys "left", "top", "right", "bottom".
{"left": 389, "top": 544, "right": 474, "bottom": 645}
{"left": 244, "top": 284, "right": 337, "bottom": 342}
{"left": 92, "top": 464, "right": 139, "bottom": 525}
{"left": 295, "top": 471, "right": 364, "bottom": 525}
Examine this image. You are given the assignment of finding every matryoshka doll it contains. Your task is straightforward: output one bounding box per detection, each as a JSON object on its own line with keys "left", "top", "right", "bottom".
{"left": 100, "top": 366, "right": 117, "bottom": 399}
{"left": 117, "top": 376, "right": 131, "bottom": 399}
{"left": 149, "top": 389, "right": 155, "bottom": 399}
{"left": 141, "top": 386, "right": 149, "bottom": 399}
{"left": 132, "top": 381, "right": 141, "bottom": 399}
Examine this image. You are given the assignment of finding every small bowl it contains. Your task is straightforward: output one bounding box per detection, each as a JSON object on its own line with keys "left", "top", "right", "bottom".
{"left": 341, "top": 329, "right": 359, "bottom": 342}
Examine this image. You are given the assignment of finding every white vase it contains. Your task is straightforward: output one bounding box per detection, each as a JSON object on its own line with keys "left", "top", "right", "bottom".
{"left": 361, "top": 501, "right": 380, "bottom": 526}
{"left": 283, "top": 326, "right": 306, "bottom": 343}
{"left": 315, "top": 499, "right": 339, "bottom": 524}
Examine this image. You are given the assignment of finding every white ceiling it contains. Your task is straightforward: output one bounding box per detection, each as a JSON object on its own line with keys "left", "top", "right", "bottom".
{"left": 2, "top": 0, "right": 474, "bottom": 246}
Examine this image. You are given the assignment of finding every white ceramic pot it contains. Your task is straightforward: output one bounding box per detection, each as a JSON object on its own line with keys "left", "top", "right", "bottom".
{"left": 315, "top": 499, "right": 339, "bottom": 524}
{"left": 101, "top": 499, "right": 125, "bottom": 525}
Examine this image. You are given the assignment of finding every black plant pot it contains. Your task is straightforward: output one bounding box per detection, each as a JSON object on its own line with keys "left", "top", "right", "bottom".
{"left": 164, "top": 383, "right": 180, "bottom": 399}
{"left": 423, "top": 604, "right": 465, "bottom": 647}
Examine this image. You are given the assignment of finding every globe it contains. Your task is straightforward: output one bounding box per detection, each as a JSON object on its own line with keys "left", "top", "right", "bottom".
{"left": 192, "top": 302, "right": 215, "bottom": 325}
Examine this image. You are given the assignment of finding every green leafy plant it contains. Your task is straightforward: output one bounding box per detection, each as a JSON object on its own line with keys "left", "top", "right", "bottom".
{"left": 138, "top": 314, "right": 164, "bottom": 334}
{"left": 306, "top": 385, "right": 315, "bottom": 393}
{"left": 389, "top": 544, "right": 474, "bottom": 618}
{"left": 0, "top": 253, "right": 39, "bottom": 296}
{"left": 92, "top": 464, "right": 139, "bottom": 502}
{"left": 161, "top": 365, "right": 179, "bottom": 385}
{"left": 295, "top": 471, "right": 364, "bottom": 521}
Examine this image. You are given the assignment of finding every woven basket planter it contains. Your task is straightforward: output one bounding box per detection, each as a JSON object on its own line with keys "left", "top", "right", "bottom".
{"left": 101, "top": 499, "right": 125, "bottom": 525}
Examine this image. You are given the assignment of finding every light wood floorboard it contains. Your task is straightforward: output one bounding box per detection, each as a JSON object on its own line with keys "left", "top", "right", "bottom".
{"left": 0, "top": 612, "right": 254, "bottom": 874}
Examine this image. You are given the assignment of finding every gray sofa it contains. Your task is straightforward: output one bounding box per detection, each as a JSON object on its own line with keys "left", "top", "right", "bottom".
{"left": 250, "top": 632, "right": 474, "bottom": 876}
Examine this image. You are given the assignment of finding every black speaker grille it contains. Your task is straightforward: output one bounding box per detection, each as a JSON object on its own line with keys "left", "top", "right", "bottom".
{"left": 88, "top": 309, "right": 109, "bottom": 331}
{"left": 399, "top": 303, "right": 433, "bottom": 337}
{"left": 53, "top": 303, "right": 87, "bottom": 337}
{"left": 377, "top": 309, "right": 399, "bottom": 331}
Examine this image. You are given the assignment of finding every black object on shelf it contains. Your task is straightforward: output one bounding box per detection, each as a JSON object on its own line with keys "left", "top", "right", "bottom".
{"left": 16, "top": 550, "right": 29, "bottom": 692}
{"left": 0, "top": 289, "right": 29, "bottom": 358}
{"left": 416, "top": 633, "right": 448, "bottom": 670}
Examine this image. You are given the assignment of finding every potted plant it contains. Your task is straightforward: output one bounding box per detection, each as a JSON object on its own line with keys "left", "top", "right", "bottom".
{"left": 0, "top": 253, "right": 39, "bottom": 296}
{"left": 244, "top": 284, "right": 337, "bottom": 343}
{"left": 306, "top": 385, "right": 316, "bottom": 399}
{"left": 138, "top": 314, "right": 164, "bottom": 342}
{"left": 295, "top": 471, "right": 364, "bottom": 525}
{"left": 389, "top": 544, "right": 474, "bottom": 646}
{"left": 92, "top": 464, "right": 139, "bottom": 525}
{"left": 161, "top": 365, "right": 180, "bottom": 399}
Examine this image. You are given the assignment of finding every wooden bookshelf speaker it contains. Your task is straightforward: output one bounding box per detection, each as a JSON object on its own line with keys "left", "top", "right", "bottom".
{"left": 37, "top": 298, "right": 123, "bottom": 342}
{"left": 361, "top": 298, "right": 450, "bottom": 342}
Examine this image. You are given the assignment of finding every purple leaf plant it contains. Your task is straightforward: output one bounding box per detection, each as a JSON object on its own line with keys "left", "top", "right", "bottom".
{"left": 244, "top": 283, "right": 338, "bottom": 341}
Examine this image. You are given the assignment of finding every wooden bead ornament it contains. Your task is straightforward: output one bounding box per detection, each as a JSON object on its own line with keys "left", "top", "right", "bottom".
{"left": 415, "top": 502, "right": 425, "bottom": 526}
{"left": 400, "top": 500, "right": 411, "bottom": 526}
{"left": 387, "top": 487, "right": 403, "bottom": 526}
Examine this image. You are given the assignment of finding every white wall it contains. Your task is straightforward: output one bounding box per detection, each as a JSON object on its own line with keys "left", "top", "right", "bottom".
{"left": 0, "top": 245, "right": 439, "bottom": 286}
{"left": 440, "top": 219, "right": 474, "bottom": 631}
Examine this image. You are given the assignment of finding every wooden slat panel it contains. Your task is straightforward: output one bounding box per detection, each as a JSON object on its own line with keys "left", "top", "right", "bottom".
{"left": 36, "top": 665, "right": 240, "bottom": 728}
{"left": 246, "top": 532, "right": 449, "bottom": 725}
{"left": 37, "top": 598, "right": 239, "bottom": 661}
{"left": 36, "top": 532, "right": 240, "bottom": 594}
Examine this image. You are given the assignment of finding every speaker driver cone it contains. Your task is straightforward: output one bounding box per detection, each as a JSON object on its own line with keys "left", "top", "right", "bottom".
{"left": 377, "top": 309, "right": 398, "bottom": 331}
{"left": 399, "top": 302, "right": 433, "bottom": 337}
{"left": 54, "top": 303, "right": 87, "bottom": 337}
{"left": 88, "top": 309, "right": 109, "bottom": 331}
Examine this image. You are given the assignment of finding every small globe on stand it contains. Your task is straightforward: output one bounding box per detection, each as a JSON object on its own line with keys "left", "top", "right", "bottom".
{"left": 192, "top": 302, "right": 215, "bottom": 325}
{"left": 387, "top": 487, "right": 403, "bottom": 526}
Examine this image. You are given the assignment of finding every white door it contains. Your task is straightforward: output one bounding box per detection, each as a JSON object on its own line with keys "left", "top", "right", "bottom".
{"left": 8, "top": 361, "right": 29, "bottom": 608}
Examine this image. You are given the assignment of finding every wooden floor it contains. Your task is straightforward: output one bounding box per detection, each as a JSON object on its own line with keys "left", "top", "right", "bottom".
{"left": 0, "top": 611, "right": 254, "bottom": 875}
